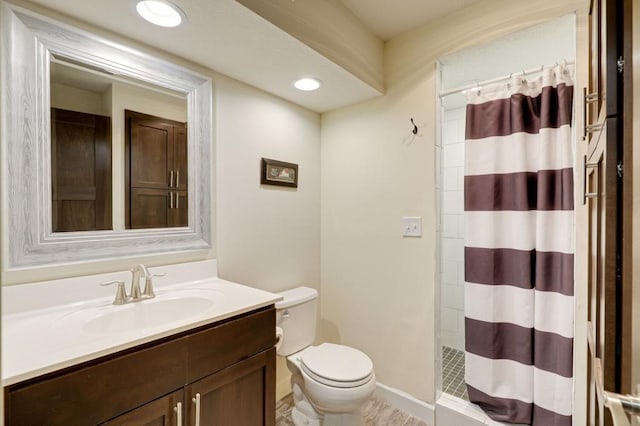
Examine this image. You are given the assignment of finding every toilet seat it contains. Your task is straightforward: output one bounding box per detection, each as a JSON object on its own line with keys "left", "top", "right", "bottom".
{"left": 298, "top": 343, "right": 373, "bottom": 388}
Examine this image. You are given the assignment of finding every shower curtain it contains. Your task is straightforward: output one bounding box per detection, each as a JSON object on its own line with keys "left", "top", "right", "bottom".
{"left": 463, "top": 63, "right": 575, "bottom": 426}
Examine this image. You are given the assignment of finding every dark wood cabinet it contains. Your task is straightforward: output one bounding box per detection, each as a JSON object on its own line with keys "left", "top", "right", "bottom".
{"left": 4, "top": 306, "right": 276, "bottom": 426}
{"left": 125, "top": 110, "right": 187, "bottom": 229}
{"left": 584, "top": 0, "right": 634, "bottom": 425}
{"left": 585, "top": 0, "right": 618, "bottom": 142}
{"left": 101, "top": 390, "right": 184, "bottom": 426}
{"left": 585, "top": 119, "right": 618, "bottom": 426}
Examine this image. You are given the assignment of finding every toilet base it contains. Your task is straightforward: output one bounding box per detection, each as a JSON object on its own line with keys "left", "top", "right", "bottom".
{"left": 290, "top": 382, "right": 366, "bottom": 426}
{"left": 291, "top": 407, "right": 365, "bottom": 426}
{"left": 291, "top": 406, "right": 321, "bottom": 426}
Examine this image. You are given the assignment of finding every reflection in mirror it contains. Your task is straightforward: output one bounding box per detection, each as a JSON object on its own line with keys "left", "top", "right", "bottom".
{"left": 3, "top": 3, "right": 212, "bottom": 268}
{"left": 50, "top": 57, "right": 187, "bottom": 232}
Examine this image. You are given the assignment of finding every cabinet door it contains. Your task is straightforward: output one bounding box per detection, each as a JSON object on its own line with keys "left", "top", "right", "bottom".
{"left": 5, "top": 336, "right": 187, "bottom": 425}
{"left": 101, "top": 390, "right": 183, "bottom": 426}
{"left": 586, "top": 119, "right": 615, "bottom": 426}
{"left": 51, "top": 108, "right": 112, "bottom": 231}
{"left": 128, "top": 112, "right": 174, "bottom": 190}
{"left": 129, "top": 189, "right": 187, "bottom": 228}
{"left": 125, "top": 110, "right": 187, "bottom": 229}
{"left": 130, "top": 188, "right": 172, "bottom": 229}
{"left": 174, "top": 124, "right": 188, "bottom": 190}
{"left": 170, "top": 190, "right": 188, "bottom": 227}
{"left": 186, "top": 349, "right": 275, "bottom": 426}
{"left": 585, "top": 0, "right": 619, "bottom": 150}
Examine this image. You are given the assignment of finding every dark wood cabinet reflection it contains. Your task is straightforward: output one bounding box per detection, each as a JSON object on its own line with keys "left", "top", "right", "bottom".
{"left": 51, "top": 108, "right": 112, "bottom": 232}
{"left": 125, "top": 110, "right": 188, "bottom": 229}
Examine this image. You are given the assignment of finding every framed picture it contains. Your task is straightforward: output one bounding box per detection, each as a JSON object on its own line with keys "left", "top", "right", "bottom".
{"left": 261, "top": 158, "right": 298, "bottom": 188}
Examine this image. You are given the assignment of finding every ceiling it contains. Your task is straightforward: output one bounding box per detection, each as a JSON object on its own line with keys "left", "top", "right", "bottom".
{"left": 27, "top": 0, "right": 483, "bottom": 112}
{"left": 339, "top": 0, "right": 484, "bottom": 40}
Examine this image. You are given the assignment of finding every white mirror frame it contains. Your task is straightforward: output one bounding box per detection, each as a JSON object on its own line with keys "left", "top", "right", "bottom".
{"left": 0, "top": 3, "right": 212, "bottom": 269}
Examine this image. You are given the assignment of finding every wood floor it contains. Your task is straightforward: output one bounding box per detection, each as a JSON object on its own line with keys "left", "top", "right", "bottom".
{"left": 275, "top": 394, "right": 430, "bottom": 426}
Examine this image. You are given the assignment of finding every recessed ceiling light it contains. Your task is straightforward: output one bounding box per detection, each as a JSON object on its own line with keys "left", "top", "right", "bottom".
{"left": 294, "top": 77, "right": 321, "bottom": 91}
{"left": 135, "top": 0, "right": 186, "bottom": 27}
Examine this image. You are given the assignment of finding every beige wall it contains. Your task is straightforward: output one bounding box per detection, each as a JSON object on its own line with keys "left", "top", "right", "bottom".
{"left": 50, "top": 82, "right": 108, "bottom": 116}
{"left": 214, "top": 74, "right": 321, "bottom": 398}
{"left": 321, "top": 0, "right": 587, "bottom": 404}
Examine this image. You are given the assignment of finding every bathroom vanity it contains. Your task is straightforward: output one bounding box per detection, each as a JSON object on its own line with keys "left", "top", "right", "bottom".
{"left": 5, "top": 307, "right": 275, "bottom": 425}
{"left": 2, "top": 261, "right": 281, "bottom": 425}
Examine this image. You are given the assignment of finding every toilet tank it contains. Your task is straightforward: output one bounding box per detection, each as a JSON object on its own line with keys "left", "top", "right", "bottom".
{"left": 275, "top": 286, "right": 318, "bottom": 356}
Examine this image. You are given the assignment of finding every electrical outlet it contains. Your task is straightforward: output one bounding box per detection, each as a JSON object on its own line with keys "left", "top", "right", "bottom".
{"left": 402, "top": 216, "right": 422, "bottom": 237}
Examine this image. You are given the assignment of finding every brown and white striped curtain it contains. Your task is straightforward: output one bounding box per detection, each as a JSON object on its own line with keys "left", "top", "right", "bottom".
{"left": 463, "top": 63, "right": 575, "bottom": 426}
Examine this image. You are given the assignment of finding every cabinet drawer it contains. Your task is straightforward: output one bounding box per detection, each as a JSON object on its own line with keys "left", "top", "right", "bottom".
{"left": 6, "top": 337, "right": 188, "bottom": 425}
{"left": 187, "top": 307, "right": 275, "bottom": 383}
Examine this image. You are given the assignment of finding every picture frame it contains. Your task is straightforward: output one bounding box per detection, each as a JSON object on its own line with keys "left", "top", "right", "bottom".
{"left": 261, "top": 158, "right": 298, "bottom": 188}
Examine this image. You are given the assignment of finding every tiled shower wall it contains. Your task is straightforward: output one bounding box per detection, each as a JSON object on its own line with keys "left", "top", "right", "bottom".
{"left": 440, "top": 106, "right": 466, "bottom": 351}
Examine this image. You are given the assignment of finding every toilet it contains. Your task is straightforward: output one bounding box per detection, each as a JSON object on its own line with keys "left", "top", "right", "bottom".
{"left": 276, "top": 287, "right": 376, "bottom": 426}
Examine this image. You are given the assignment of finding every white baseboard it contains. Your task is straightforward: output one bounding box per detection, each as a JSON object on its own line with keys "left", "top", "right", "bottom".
{"left": 436, "top": 393, "right": 528, "bottom": 426}
{"left": 374, "top": 382, "right": 435, "bottom": 424}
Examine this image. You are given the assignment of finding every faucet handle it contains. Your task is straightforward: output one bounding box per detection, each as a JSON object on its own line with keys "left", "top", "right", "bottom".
{"left": 100, "top": 280, "right": 127, "bottom": 305}
{"left": 142, "top": 272, "right": 165, "bottom": 298}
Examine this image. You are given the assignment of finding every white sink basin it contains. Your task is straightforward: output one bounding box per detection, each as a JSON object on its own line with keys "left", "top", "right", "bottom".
{"left": 55, "top": 289, "right": 220, "bottom": 335}
{"left": 83, "top": 297, "right": 214, "bottom": 334}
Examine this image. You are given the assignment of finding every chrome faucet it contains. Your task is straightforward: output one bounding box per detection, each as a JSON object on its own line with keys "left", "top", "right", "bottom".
{"left": 129, "top": 264, "right": 149, "bottom": 302}
{"left": 101, "top": 264, "right": 164, "bottom": 305}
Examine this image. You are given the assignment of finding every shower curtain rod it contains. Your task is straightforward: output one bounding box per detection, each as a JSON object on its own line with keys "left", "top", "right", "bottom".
{"left": 438, "top": 59, "right": 575, "bottom": 98}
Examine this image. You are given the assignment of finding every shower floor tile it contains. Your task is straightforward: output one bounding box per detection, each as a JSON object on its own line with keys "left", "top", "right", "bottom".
{"left": 442, "top": 346, "right": 468, "bottom": 401}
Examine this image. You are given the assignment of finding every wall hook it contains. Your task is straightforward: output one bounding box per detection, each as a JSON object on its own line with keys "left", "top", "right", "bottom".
{"left": 402, "top": 117, "right": 424, "bottom": 145}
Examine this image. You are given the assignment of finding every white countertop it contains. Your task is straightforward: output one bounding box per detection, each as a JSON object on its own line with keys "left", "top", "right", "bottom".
{"left": 2, "top": 261, "right": 281, "bottom": 386}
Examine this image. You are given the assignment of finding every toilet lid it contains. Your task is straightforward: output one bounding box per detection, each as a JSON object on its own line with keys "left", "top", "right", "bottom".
{"left": 300, "top": 343, "right": 373, "bottom": 387}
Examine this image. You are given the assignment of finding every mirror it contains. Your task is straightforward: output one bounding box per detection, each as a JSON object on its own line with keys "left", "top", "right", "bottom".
{"left": 50, "top": 58, "right": 188, "bottom": 232}
{"left": 1, "top": 3, "right": 212, "bottom": 269}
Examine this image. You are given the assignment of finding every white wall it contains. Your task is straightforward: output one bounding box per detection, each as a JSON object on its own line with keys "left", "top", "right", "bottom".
{"left": 440, "top": 107, "right": 466, "bottom": 351}
{"left": 321, "top": 0, "right": 588, "bottom": 404}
